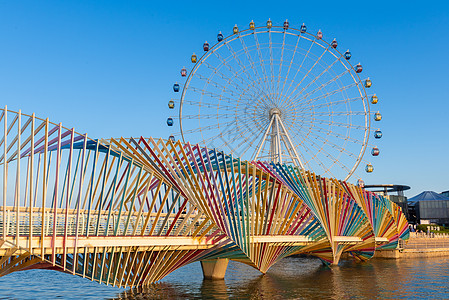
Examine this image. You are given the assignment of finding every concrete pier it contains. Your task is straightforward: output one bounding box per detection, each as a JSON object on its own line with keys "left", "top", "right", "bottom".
{"left": 200, "top": 259, "right": 229, "bottom": 280}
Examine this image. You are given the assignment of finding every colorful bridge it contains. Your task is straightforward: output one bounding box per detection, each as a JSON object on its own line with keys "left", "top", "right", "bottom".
{"left": 0, "top": 108, "right": 409, "bottom": 287}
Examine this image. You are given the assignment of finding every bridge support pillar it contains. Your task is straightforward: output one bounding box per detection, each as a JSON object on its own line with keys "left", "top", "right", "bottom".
{"left": 332, "top": 251, "right": 342, "bottom": 265}
{"left": 331, "top": 241, "right": 343, "bottom": 265}
{"left": 200, "top": 258, "right": 229, "bottom": 280}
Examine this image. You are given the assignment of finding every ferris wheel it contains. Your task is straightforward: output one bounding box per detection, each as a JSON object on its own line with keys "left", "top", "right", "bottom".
{"left": 167, "top": 19, "right": 382, "bottom": 181}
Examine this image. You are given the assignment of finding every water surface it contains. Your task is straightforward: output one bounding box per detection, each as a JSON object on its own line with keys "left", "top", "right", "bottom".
{"left": 0, "top": 256, "right": 448, "bottom": 299}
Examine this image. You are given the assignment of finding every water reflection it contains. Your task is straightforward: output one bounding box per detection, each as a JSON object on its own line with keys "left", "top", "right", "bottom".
{"left": 200, "top": 279, "right": 229, "bottom": 300}
{"left": 114, "top": 257, "right": 449, "bottom": 299}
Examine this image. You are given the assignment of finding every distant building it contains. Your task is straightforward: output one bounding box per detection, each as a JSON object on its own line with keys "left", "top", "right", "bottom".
{"left": 364, "top": 184, "right": 410, "bottom": 220}
{"left": 408, "top": 191, "right": 449, "bottom": 225}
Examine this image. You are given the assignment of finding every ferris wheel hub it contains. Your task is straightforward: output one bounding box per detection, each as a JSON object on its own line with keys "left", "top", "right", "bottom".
{"left": 269, "top": 108, "right": 282, "bottom": 118}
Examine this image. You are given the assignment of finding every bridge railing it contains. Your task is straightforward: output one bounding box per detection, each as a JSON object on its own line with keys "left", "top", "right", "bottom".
{"left": 0, "top": 206, "right": 213, "bottom": 239}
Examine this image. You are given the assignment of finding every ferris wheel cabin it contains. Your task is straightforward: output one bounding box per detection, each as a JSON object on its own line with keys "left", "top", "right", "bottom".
{"left": 374, "top": 130, "right": 382, "bottom": 139}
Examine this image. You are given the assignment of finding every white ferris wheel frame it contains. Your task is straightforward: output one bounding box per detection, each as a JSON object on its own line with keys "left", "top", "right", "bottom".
{"left": 177, "top": 24, "right": 372, "bottom": 181}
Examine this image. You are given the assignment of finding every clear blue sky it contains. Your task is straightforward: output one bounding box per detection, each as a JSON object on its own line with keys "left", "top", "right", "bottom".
{"left": 0, "top": 0, "right": 447, "bottom": 197}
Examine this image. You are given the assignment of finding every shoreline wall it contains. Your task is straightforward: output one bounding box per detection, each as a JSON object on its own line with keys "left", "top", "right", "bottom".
{"left": 374, "top": 236, "right": 449, "bottom": 259}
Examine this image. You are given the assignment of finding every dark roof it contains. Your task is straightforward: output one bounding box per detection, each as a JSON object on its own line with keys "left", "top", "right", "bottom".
{"left": 408, "top": 191, "right": 449, "bottom": 202}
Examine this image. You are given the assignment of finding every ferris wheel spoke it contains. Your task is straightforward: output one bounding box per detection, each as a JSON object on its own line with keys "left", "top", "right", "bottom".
{"left": 210, "top": 50, "right": 249, "bottom": 85}
{"left": 181, "top": 98, "right": 244, "bottom": 110}
{"left": 201, "top": 111, "right": 266, "bottom": 142}
{"left": 284, "top": 119, "right": 364, "bottom": 136}
{"left": 224, "top": 41, "right": 261, "bottom": 93}
{"left": 213, "top": 123, "right": 262, "bottom": 155}
{"left": 187, "top": 84, "right": 255, "bottom": 107}
{"left": 275, "top": 31, "right": 289, "bottom": 101}
{"left": 213, "top": 43, "right": 276, "bottom": 109}
{"left": 295, "top": 138, "right": 335, "bottom": 178}
{"left": 283, "top": 55, "right": 341, "bottom": 108}
{"left": 304, "top": 111, "right": 367, "bottom": 117}
{"left": 232, "top": 110, "right": 269, "bottom": 144}
{"left": 291, "top": 68, "right": 354, "bottom": 105}
{"left": 282, "top": 38, "right": 316, "bottom": 102}
{"left": 201, "top": 117, "right": 262, "bottom": 153}
{"left": 294, "top": 80, "right": 359, "bottom": 110}
{"left": 193, "top": 67, "right": 256, "bottom": 103}
{"left": 305, "top": 129, "right": 356, "bottom": 161}
{"left": 302, "top": 139, "right": 340, "bottom": 177}
{"left": 237, "top": 34, "right": 272, "bottom": 97}
{"left": 179, "top": 103, "right": 260, "bottom": 120}
{"left": 188, "top": 82, "right": 239, "bottom": 101}
{"left": 200, "top": 58, "right": 262, "bottom": 100}
{"left": 173, "top": 113, "right": 240, "bottom": 120}
{"left": 291, "top": 121, "right": 366, "bottom": 146}
{"left": 181, "top": 120, "right": 239, "bottom": 135}
{"left": 241, "top": 68, "right": 355, "bottom": 115}
{"left": 299, "top": 96, "right": 364, "bottom": 112}
{"left": 234, "top": 110, "right": 268, "bottom": 132}
{"left": 197, "top": 50, "right": 263, "bottom": 107}
{"left": 297, "top": 118, "right": 367, "bottom": 131}
{"left": 268, "top": 30, "right": 275, "bottom": 97}
{"left": 211, "top": 49, "right": 273, "bottom": 104}
{"left": 283, "top": 44, "right": 330, "bottom": 105}
{"left": 303, "top": 133, "right": 353, "bottom": 175}
{"left": 312, "top": 145, "right": 353, "bottom": 176}
{"left": 236, "top": 128, "right": 267, "bottom": 158}
{"left": 281, "top": 33, "right": 302, "bottom": 96}
{"left": 252, "top": 31, "right": 274, "bottom": 98}
{"left": 210, "top": 50, "right": 256, "bottom": 95}
{"left": 182, "top": 99, "right": 251, "bottom": 115}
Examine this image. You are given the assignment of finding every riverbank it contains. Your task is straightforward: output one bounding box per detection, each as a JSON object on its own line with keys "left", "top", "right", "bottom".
{"left": 375, "top": 234, "right": 449, "bottom": 259}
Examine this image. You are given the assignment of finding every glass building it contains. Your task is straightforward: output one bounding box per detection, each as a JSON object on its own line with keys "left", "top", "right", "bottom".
{"left": 408, "top": 191, "right": 449, "bottom": 225}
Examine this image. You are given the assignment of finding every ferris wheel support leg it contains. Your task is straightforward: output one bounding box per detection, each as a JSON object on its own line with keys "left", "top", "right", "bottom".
{"left": 253, "top": 116, "right": 275, "bottom": 161}
{"left": 279, "top": 131, "right": 298, "bottom": 168}
{"left": 273, "top": 115, "right": 282, "bottom": 164}
{"left": 277, "top": 116, "right": 305, "bottom": 169}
